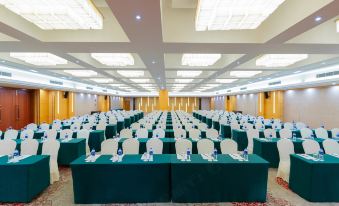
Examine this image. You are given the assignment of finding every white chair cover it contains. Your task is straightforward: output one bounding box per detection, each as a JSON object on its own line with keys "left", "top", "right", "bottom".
{"left": 220, "top": 139, "right": 238, "bottom": 154}
{"left": 0, "top": 139, "right": 16, "bottom": 155}
{"left": 331, "top": 128, "right": 339, "bottom": 138}
{"left": 246, "top": 129, "right": 259, "bottom": 154}
{"left": 174, "top": 128, "right": 186, "bottom": 139}
{"left": 323, "top": 139, "right": 339, "bottom": 154}
{"left": 146, "top": 138, "right": 163, "bottom": 154}
{"left": 277, "top": 139, "right": 294, "bottom": 182}
{"left": 300, "top": 128, "right": 313, "bottom": 139}
{"left": 302, "top": 139, "right": 320, "bottom": 154}
{"left": 197, "top": 139, "right": 214, "bottom": 154}
{"left": 272, "top": 122, "right": 282, "bottom": 130}
{"left": 188, "top": 129, "right": 201, "bottom": 140}
{"left": 131, "top": 123, "right": 141, "bottom": 130}
{"left": 264, "top": 129, "right": 276, "bottom": 138}
{"left": 46, "top": 129, "right": 58, "bottom": 139}
{"left": 206, "top": 128, "right": 219, "bottom": 140}
{"left": 21, "top": 139, "right": 39, "bottom": 155}
{"left": 39, "top": 123, "right": 50, "bottom": 131}
{"left": 284, "top": 122, "right": 293, "bottom": 130}
{"left": 20, "top": 129, "right": 34, "bottom": 139}
{"left": 175, "top": 139, "right": 192, "bottom": 155}
{"left": 315, "top": 128, "right": 329, "bottom": 139}
{"left": 4, "top": 129, "right": 18, "bottom": 140}
{"left": 122, "top": 138, "right": 139, "bottom": 154}
{"left": 279, "top": 128, "right": 292, "bottom": 139}
{"left": 42, "top": 139, "right": 60, "bottom": 184}
{"left": 136, "top": 128, "right": 148, "bottom": 138}
{"left": 60, "top": 129, "right": 73, "bottom": 139}
{"left": 296, "top": 122, "right": 306, "bottom": 129}
{"left": 101, "top": 139, "right": 118, "bottom": 155}
{"left": 26, "top": 123, "right": 38, "bottom": 131}
{"left": 70, "top": 123, "right": 81, "bottom": 131}
{"left": 96, "top": 123, "right": 107, "bottom": 131}
{"left": 82, "top": 123, "right": 92, "bottom": 130}
{"left": 152, "top": 128, "right": 165, "bottom": 138}
{"left": 120, "top": 129, "right": 133, "bottom": 138}
{"left": 77, "top": 129, "right": 90, "bottom": 154}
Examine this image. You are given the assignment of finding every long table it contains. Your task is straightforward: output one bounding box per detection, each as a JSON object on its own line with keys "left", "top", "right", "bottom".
{"left": 131, "top": 129, "right": 206, "bottom": 139}
{"left": 289, "top": 154, "right": 339, "bottom": 202}
{"left": 71, "top": 154, "right": 269, "bottom": 203}
{"left": 0, "top": 155, "right": 50, "bottom": 202}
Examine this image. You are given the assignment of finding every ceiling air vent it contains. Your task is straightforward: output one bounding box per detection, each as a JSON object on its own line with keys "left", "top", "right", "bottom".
{"left": 50, "top": 80, "right": 63, "bottom": 85}
{"left": 240, "top": 87, "right": 247, "bottom": 90}
{"left": 268, "top": 81, "right": 281, "bottom": 86}
{"left": 0, "top": 71, "right": 12, "bottom": 77}
{"left": 316, "top": 71, "right": 339, "bottom": 78}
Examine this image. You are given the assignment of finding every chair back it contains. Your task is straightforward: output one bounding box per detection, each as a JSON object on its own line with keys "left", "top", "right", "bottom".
{"left": 220, "top": 139, "right": 238, "bottom": 154}
{"left": 175, "top": 139, "right": 192, "bottom": 155}
{"left": 101, "top": 139, "right": 118, "bottom": 155}
{"left": 146, "top": 138, "right": 163, "bottom": 154}
{"left": 21, "top": 139, "right": 39, "bottom": 155}
{"left": 197, "top": 139, "right": 214, "bottom": 154}
{"left": 302, "top": 139, "right": 320, "bottom": 154}
{"left": 122, "top": 138, "right": 139, "bottom": 154}
{"left": 0, "top": 139, "right": 16, "bottom": 155}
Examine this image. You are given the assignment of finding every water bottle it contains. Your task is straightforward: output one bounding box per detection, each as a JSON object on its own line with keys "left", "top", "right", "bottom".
{"left": 218, "top": 134, "right": 222, "bottom": 141}
{"left": 292, "top": 133, "right": 296, "bottom": 141}
{"left": 65, "top": 134, "right": 69, "bottom": 140}
{"left": 156, "top": 134, "right": 159, "bottom": 138}
{"left": 149, "top": 148, "right": 154, "bottom": 162}
{"left": 318, "top": 149, "right": 324, "bottom": 161}
{"left": 213, "top": 148, "right": 218, "bottom": 161}
{"left": 269, "top": 134, "right": 273, "bottom": 141}
{"left": 117, "top": 148, "right": 123, "bottom": 162}
{"left": 243, "top": 148, "right": 248, "bottom": 161}
{"left": 311, "top": 133, "right": 315, "bottom": 140}
{"left": 336, "top": 133, "right": 339, "bottom": 139}
{"left": 321, "top": 124, "right": 325, "bottom": 128}
{"left": 13, "top": 149, "right": 19, "bottom": 159}
{"left": 186, "top": 148, "right": 191, "bottom": 161}
{"left": 90, "top": 149, "right": 96, "bottom": 157}
{"left": 24, "top": 134, "right": 28, "bottom": 139}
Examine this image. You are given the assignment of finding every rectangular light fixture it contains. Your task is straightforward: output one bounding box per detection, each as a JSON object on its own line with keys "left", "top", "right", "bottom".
{"left": 175, "top": 79, "right": 194, "bottom": 83}
{"left": 89, "top": 78, "right": 113, "bottom": 83}
{"left": 0, "top": 0, "right": 103, "bottom": 30}
{"left": 196, "top": 0, "right": 285, "bottom": 31}
{"left": 117, "top": 70, "right": 144, "bottom": 77}
{"left": 110, "top": 84, "right": 123, "bottom": 87}
{"left": 91, "top": 53, "right": 134, "bottom": 66}
{"left": 256, "top": 54, "right": 308, "bottom": 67}
{"left": 177, "top": 70, "right": 202, "bottom": 77}
{"left": 130, "top": 78, "right": 149, "bottom": 83}
{"left": 230, "top": 71, "right": 262, "bottom": 77}
{"left": 216, "top": 79, "right": 238, "bottom": 83}
{"left": 10, "top": 52, "right": 67, "bottom": 66}
{"left": 63, "top": 70, "right": 97, "bottom": 77}
{"left": 182, "top": 54, "right": 221, "bottom": 66}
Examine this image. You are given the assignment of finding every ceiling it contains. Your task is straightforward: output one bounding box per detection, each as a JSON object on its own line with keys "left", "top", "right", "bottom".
{"left": 0, "top": 0, "right": 338, "bottom": 94}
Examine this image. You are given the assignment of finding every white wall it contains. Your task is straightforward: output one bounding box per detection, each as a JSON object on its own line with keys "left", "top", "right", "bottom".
{"left": 74, "top": 93, "right": 98, "bottom": 116}
{"left": 110, "top": 96, "right": 122, "bottom": 110}
{"left": 236, "top": 94, "right": 258, "bottom": 116}
{"left": 201, "top": 97, "right": 210, "bottom": 110}
{"left": 214, "top": 96, "right": 225, "bottom": 110}
{"left": 284, "top": 86, "right": 339, "bottom": 129}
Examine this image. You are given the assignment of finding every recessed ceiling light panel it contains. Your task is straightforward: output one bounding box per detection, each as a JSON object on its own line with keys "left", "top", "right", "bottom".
{"left": 10, "top": 52, "right": 67, "bottom": 66}
{"left": 230, "top": 71, "right": 262, "bottom": 77}
{"left": 91, "top": 53, "right": 134, "bottom": 66}
{"left": 130, "top": 78, "right": 149, "bottom": 83}
{"left": 177, "top": 70, "right": 202, "bottom": 77}
{"left": 90, "top": 78, "right": 113, "bottom": 83}
{"left": 117, "top": 70, "right": 144, "bottom": 77}
{"left": 64, "top": 70, "right": 97, "bottom": 77}
{"left": 256, "top": 54, "right": 308, "bottom": 67}
{"left": 175, "top": 79, "right": 194, "bottom": 83}
{"left": 216, "top": 79, "right": 238, "bottom": 83}
{"left": 182, "top": 54, "right": 221, "bottom": 66}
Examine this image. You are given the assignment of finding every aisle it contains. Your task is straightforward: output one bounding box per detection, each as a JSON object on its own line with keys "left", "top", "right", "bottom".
{"left": 9, "top": 168, "right": 335, "bottom": 206}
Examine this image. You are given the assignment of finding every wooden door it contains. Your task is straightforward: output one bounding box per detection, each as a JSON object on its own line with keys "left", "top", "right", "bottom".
{"left": 15, "top": 90, "right": 33, "bottom": 129}
{"left": 0, "top": 88, "right": 15, "bottom": 131}
{"left": 123, "top": 99, "right": 130, "bottom": 111}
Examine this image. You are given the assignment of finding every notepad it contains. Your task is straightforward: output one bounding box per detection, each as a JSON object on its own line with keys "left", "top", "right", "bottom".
{"left": 297, "top": 154, "right": 319, "bottom": 161}
{"left": 229, "top": 154, "right": 244, "bottom": 161}
{"left": 330, "top": 153, "right": 339, "bottom": 158}
{"left": 61, "top": 138, "right": 72, "bottom": 143}
{"left": 85, "top": 155, "right": 101, "bottom": 162}
{"left": 7, "top": 155, "right": 31, "bottom": 163}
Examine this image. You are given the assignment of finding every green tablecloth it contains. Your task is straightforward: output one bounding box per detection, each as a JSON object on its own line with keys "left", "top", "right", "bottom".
{"left": 212, "top": 120, "right": 220, "bottom": 131}
{"left": 15, "top": 139, "right": 86, "bottom": 165}
{"left": 171, "top": 154, "right": 269, "bottom": 202}
{"left": 93, "top": 124, "right": 117, "bottom": 139}
{"left": 124, "top": 118, "right": 131, "bottom": 128}
{"left": 88, "top": 130, "right": 105, "bottom": 152}
{"left": 289, "top": 154, "right": 339, "bottom": 202}
{"left": 253, "top": 138, "right": 330, "bottom": 168}
{"left": 0, "top": 155, "right": 50, "bottom": 202}
{"left": 117, "top": 121, "right": 124, "bottom": 133}
{"left": 220, "top": 124, "right": 232, "bottom": 138}
{"left": 71, "top": 155, "right": 171, "bottom": 203}
{"left": 131, "top": 129, "right": 206, "bottom": 139}
{"left": 206, "top": 118, "right": 212, "bottom": 128}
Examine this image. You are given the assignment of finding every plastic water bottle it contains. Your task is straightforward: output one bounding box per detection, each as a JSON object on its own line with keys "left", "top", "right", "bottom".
{"left": 311, "top": 133, "right": 315, "bottom": 140}
{"left": 24, "top": 134, "right": 28, "bottom": 139}
{"left": 149, "top": 148, "right": 154, "bottom": 162}
{"left": 269, "top": 134, "right": 273, "bottom": 141}
{"left": 65, "top": 134, "right": 69, "bottom": 139}
{"left": 336, "top": 133, "right": 339, "bottom": 139}
{"left": 292, "top": 133, "right": 296, "bottom": 141}
{"left": 156, "top": 134, "right": 159, "bottom": 138}
{"left": 318, "top": 149, "right": 324, "bottom": 161}
{"left": 321, "top": 124, "right": 325, "bottom": 128}
{"left": 218, "top": 134, "right": 222, "bottom": 141}
{"left": 117, "top": 148, "right": 123, "bottom": 162}
{"left": 90, "top": 149, "right": 96, "bottom": 157}
{"left": 243, "top": 148, "right": 248, "bottom": 161}
{"left": 213, "top": 148, "right": 218, "bottom": 161}
{"left": 186, "top": 148, "right": 191, "bottom": 161}
{"left": 13, "top": 149, "right": 19, "bottom": 159}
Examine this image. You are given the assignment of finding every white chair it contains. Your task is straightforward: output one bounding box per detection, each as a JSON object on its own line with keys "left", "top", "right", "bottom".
{"left": 0, "top": 139, "right": 16, "bottom": 155}
{"left": 42, "top": 139, "right": 60, "bottom": 184}
{"left": 323, "top": 139, "right": 339, "bottom": 154}
{"left": 277, "top": 138, "right": 294, "bottom": 183}
{"left": 101, "top": 139, "right": 118, "bottom": 155}
{"left": 96, "top": 123, "right": 107, "bottom": 131}
{"left": 20, "top": 129, "right": 34, "bottom": 139}
{"left": 77, "top": 129, "right": 90, "bottom": 154}
{"left": 246, "top": 129, "right": 259, "bottom": 154}
{"left": 39, "top": 123, "right": 50, "bottom": 131}
{"left": 206, "top": 128, "right": 219, "bottom": 140}
{"left": 136, "top": 128, "right": 148, "bottom": 138}
{"left": 243, "top": 123, "right": 253, "bottom": 130}
{"left": 175, "top": 138, "right": 192, "bottom": 155}
{"left": 0, "top": 131, "right": 2, "bottom": 139}
{"left": 60, "top": 129, "right": 73, "bottom": 139}
{"left": 146, "top": 138, "right": 163, "bottom": 154}
{"left": 264, "top": 129, "right": 276, "bottom": 138}
{"left": 152, "top": 128, "right": 165, "bottom": 138}
{"left": 279, "top": 128, "right": 292, "bottom": 139}
{"left": 120, "top": 129, "right": 133, "bottom": 138}
{"left": 70, "top": 123, "right": 81, "bottom": 131}
{"left": 26, "top": 123, "right": 38, "bottom": 131}
{"left": 188, "top": 129, "right": 201, "bottom": 140}
{"left": 315, "top": 128, "right": 329, "bottom": 139}
{"left": 197, "top": 139, "right": 214, "bottom": 154}
{"left": 174, "top": 128, "right": 186, "bottom": 139}
{"left": 230, "top": 122, "right": 240, "bottom": 130}
{"left": 198, "top": 123, "right": 208, "bottom": 131}
{"left": 331, "top": 128, "right": 339, "bottom": 138}
{"left": 21, "top": 139, "right": 39, "bottom": 155}
{"left": 284, "top": 122, "right": 294, "bottom": 130}
{"left": 272, "top": 122, "right": 282, "bottom": 130}
{"left": 131, "top": 123, "right": 141, "bottom": 130}
{"left": 46, "top": 129, "right": 58, "bottom": 139}
{"left": 4, "top": 129, "right": 18, "bottom": 140}
{"left": 82, "top": 123, "right": 92, "bottom": 130}
{"left": 51, "top": 123, "right": 61, "bottom": 131}
{"left": 220, "top": 139, "right": 238, "bottom": 154}
{"left": 302, "top": 139, "right": 320, "bottom": 154}
{"left": 296, "top": 122, "right": 306, "bottom": 129}
{"left": 255, "top": 122, "right": 264, "bottom": 130}
{"left": 300, "top": 128, "right": 313, "bottom": 139}
{"left": 122, "top": 138, "right": 139, "bottom": 154}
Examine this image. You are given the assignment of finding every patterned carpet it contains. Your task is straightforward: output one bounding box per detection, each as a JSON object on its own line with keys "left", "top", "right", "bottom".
{"left": 0, "top": 168, "right": 336, "bottom": 206}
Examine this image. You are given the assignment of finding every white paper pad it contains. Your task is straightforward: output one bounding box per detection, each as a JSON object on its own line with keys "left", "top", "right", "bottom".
{"left": 61, "top": 138, "right": 72, "bottom": 143}
{"left": 85, "top": 155, "right": 101, "bottom": 162}
{"left": 329, "top": 153, "right": 339, "bottom": 158}
{"left": 297, "top": 154, "right": 319, "bottom": 161}
{"left": 229, "top": 154, "right": 244, "bottom": 161}
{"left": 8, "top": 155, "right": 31, "bottom": 163}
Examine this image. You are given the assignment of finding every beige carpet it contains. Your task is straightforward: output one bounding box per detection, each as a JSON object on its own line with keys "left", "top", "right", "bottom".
{"left": 0, "top": 168, "right": 337, "bottom": 206}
